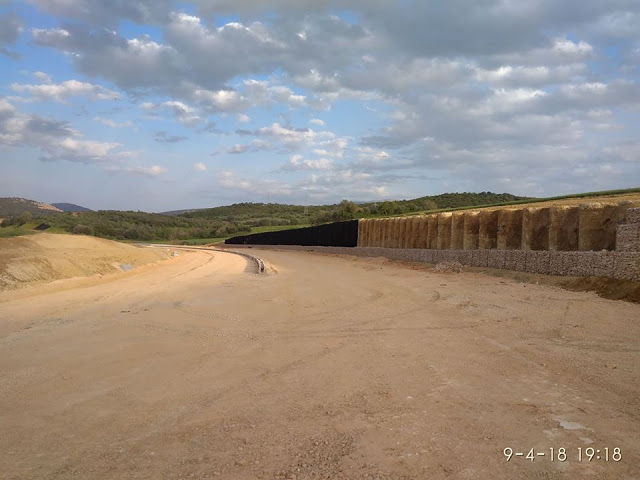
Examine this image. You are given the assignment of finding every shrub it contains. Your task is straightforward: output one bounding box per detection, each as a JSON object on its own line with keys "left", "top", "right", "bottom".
{"left": 72, "top": 224, "right": 94, "bottom": 235}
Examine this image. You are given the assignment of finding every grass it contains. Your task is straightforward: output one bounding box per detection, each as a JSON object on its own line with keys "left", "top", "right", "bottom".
{"left": 0, "top": 225, "right": 37, "bottom": 238}
{"left": 0, "top": 223, "right": 68, "bottom": 238}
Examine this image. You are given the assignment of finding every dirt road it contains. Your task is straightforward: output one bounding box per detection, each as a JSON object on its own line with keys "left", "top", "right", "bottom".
{"left": 1, "top": 247, "right": 639, "bottom": 479}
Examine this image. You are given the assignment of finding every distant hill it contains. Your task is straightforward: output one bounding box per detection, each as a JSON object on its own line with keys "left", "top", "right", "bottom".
{"left": 179, "top": 192, "right": 532, "bottom": 226}
{"left": 0, "top": 197, "right": 63, "bottom": 216}
{"left": 161, "top": 208, "right": 201, "bottom": 216}
{"left": 51, "top": 203, "right": 92, "bottom": 212}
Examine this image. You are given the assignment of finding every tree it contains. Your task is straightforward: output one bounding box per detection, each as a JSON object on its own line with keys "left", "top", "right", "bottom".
{"left": 72, "top": 224, "right": 94, "bottom": 235}
{"left": 336, "top": 200, "right": 357, "bottom": 220}
{"left": 17, "top": 211, "right": 32, "bottom": 226}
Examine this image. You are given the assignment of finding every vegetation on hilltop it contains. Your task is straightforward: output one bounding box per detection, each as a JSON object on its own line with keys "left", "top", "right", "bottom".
{"left": 1, "top": 192, "right": 528, "bottom": 243}
{"left": 4, "top": 188, "right": 640, "bottom": 242}
{"left": 180, "top": 192, "right": 530, "bottom": 225}
{"left": 1, "top": 210, "right": 250, "bottom": 242}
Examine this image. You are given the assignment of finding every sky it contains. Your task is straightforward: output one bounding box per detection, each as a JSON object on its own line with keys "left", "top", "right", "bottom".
{"left": 0, "top": 1, "right": 639, "bottom": 212}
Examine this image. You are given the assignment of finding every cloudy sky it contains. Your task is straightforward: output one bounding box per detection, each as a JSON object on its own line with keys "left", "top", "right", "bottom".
{"left": 1, "top": 1, "right": 639, "bottom": 211}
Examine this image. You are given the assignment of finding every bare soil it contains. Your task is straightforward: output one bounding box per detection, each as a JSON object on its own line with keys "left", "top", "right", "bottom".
{"left": 0, "top": 233, "right": 171, "bottom": 291}
{"left": 1, "top": 244, "right": 639, "bottom": 479}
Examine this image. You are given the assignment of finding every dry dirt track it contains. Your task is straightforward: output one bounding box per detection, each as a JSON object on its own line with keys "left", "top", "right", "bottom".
{"left": 1, "top": 247, "right": 640, "bottom": 480}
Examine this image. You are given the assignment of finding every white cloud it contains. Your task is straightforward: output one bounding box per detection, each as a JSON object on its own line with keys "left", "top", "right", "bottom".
{"left": 228, "top": 144, "right": 249, "bottom": 154}
{"left": 94, "top": 117, "right": 133, "bottom": 128}
{"left": 0, "top": 97, "right": 163, "bottom": 177}
{"left": 106, "top": 165, "right": 168, "bottom": 177}
{"left": 193, "top": 162, "right": 207, "bottom": 171}
{"left": 11, "top": 80, "right": 120, "bottom": 102}
{"left": 33, "top": 71, "right": 52, "bottom": 84}
{"left": 281, "top": 154, "right": 333, "bottom": 171}
{"left": 218, "top": 170, "right": 294, "bottom": 198}
{"left": 14, "top": 2, "right": 640, "bottom": 202}
{"left": 161, "top": 100, "right": 201, "bottom": 125}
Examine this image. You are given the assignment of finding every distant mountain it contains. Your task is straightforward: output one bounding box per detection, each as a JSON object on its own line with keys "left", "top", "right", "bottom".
{"left": 0, "top": 197, "right": 63, "bottom": 217}
{"left": 51, "top": 203, "right": 92, "bottom": 212}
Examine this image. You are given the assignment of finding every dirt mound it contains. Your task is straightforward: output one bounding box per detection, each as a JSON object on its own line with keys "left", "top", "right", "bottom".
{"left": 0, "top": 233, "right": 171, "bottom": 291}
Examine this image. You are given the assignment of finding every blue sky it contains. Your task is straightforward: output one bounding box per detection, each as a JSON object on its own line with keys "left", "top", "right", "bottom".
{"left": 1, "top": 1, "right": 639, "bottom": 211}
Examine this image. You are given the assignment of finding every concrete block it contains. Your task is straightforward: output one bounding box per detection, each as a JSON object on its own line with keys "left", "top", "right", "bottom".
{"left": 479, "top": 210, "right": 499, "bottom": 249}
{"left": 463, "top": 211, "right": 480, "bottom": 250}
{"left": 522, "top": 207, "right": 550, "bottom": 250}
{"left": 437, "top": 213, "right": 453, "bottom": 250}
{"left": 415, "top": 217, "right": 429, "bottom": 249}
{"left": 427, "top": 215, "right": 438, "bottom": 249}
{"left": 451, "top": 213, "right": 465, "bottom": 250}
{"left": 497, "top": 209, "right": 524, "bottom": 250}
{"left": 578, "top": 203, "right": 617, "bottom": 251}
{"left": 549, "top": 206, "right": 579, "bottom": 251}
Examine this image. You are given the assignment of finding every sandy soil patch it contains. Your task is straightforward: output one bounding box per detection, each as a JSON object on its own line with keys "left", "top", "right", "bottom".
{"left": 0, "top": 234, "right": 172, "bottom": 291}
{"left": 0, "top": 247, "right": 639, "bottom": 479}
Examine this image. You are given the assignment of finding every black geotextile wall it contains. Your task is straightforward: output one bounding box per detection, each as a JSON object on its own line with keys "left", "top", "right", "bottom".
{"left": 226, "top": 220, "right": 359, "bottom": 247}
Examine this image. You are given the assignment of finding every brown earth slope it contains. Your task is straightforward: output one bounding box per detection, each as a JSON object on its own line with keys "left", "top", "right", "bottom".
{"left": 0, "top": 234, "right": 171, "bottom": 291}
{"left": 0, "top": 247, "right": 639, "bottom": 479}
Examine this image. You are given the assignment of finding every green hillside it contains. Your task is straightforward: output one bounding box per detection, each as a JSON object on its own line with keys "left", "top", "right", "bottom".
{"left": 180, "top": 192, "right": 530, "bottom": 226}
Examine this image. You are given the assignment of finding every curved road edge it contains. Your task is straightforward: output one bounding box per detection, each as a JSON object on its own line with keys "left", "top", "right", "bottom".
{"left": 137, "top": 243, "right": 266, "bottom": 275}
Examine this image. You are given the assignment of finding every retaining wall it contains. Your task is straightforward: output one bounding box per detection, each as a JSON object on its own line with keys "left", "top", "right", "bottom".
{"left": 226, "top": 207, "right": 640, "bottom": 280}
{"left": 355, "top": 203, "right": 640, "bottom": 252}
{"left": 224, "top": 245, "right": 640, "bottom": 281}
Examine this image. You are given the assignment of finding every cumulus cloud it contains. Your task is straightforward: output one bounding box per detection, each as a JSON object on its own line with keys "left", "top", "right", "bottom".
{"left": 193, "top": 162, "right": 207, "bottom": 171}
{"left": 228, "top": 144, "right": 249, "bottom": 154}
{"left": 33, "top": 71, "right": 52, "bottom": 83}
{"left": 14, "top": 1, "right": 640, "bottom": 201}
{"left": 0, "top": 98, "right": 163, "bottom": 176}
{"left": 281, "top": 154, "right": 333, "bottom": 171}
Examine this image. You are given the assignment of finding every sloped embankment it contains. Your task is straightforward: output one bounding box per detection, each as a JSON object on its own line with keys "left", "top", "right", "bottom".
{"left": 0, "top": 233, "right": 170, "bottom": 290}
